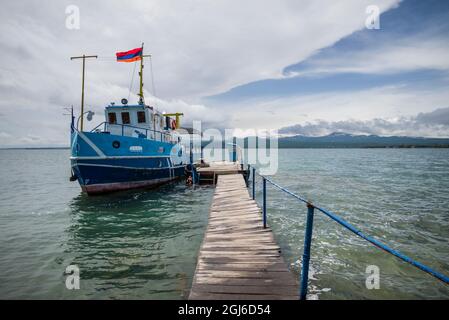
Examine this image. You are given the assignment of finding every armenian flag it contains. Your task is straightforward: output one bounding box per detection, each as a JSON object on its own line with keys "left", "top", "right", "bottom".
{"left": 116, "top": 47, "right": 142, "bottom": 62}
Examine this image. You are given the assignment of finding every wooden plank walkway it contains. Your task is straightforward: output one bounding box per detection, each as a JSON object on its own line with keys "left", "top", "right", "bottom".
{"left": 196, "top": 161, "right": 245, "bottom": 184}
{"left": 189, "top": 173, "right": 298, "bottom": 300}
{"left": 197, "top": 161, "right": 241, "bottom": 175}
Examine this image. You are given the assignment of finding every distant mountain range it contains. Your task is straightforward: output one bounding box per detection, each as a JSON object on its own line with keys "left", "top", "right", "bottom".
{"left": 276, "top": 132, "right": 449, "bottom": 148}
{"left": 3, "top": 133, "right": 449, "bottom": 150}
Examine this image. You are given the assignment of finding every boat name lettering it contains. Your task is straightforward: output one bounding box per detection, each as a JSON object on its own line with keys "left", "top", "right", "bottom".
{"left": 129, "top": 146, "right": 143, "bottom": 152}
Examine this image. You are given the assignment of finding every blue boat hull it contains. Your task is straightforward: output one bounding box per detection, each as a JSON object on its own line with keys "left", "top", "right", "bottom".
{"left": 71, "top": 159, "right": 185, "bottom": 194}
{"left": 70, "top": 131, "right": 187, "bottom": 194}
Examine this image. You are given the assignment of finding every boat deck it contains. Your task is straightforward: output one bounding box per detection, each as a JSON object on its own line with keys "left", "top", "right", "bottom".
{"left": 189, "top": 173, "right": 298, "bottom": 300}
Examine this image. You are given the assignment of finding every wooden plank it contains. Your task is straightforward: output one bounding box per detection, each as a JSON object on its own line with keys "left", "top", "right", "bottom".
{"left": 189, "top": 291, "right": 297, "bottom": 300}
{"left": 194, "top": 277, "right": 296, "bottom": 286}
{"left": 191, "top": 284, "right": 298, "bottom": 296}
{"left": 194, "top": 270, "right": 295, "bottom": 279}
{"left": 189, "top": 173, "right": 298, "bottom": 300}
{"left": 201, "top": 244, "right": 281, "bottom": 250}
{"left": 196, "top": 264, "right": 289, "bottom": 272}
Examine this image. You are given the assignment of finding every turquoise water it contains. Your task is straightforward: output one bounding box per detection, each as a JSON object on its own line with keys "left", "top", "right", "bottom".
{"left": 253, "top": 149, "right": 449, "bottom": 299}
{"left": 0, "top": 148, "right": 448, "bottom": 299}
{"left": 0, "top": 149, "right": 213, "bottom": 299}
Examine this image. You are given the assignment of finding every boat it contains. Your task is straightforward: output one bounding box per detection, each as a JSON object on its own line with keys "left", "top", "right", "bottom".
{"left": 69, "top": 45, "right": 188, "bottom": 194}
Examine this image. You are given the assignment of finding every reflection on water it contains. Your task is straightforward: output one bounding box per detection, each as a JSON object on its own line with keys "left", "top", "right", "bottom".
{"left": 0, "top": 149, "right": 213, "bottom": 299}
{"left": 63, "top": 184, "right": 213, "bottom": 299}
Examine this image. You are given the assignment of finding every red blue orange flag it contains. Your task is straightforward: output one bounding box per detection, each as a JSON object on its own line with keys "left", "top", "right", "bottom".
{"left": 116, "top": 47, "right": 142, "bottom": 62}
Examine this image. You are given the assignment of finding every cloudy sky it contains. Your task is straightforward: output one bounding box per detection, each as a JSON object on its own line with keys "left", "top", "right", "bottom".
{"left": 1, "top": 0, "right": 449, "bottom": 146}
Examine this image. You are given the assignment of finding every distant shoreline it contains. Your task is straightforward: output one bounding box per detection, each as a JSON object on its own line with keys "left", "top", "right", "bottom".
{"left": 1, "top": 146, "right": 449, "bottom": 150}
{"left": 278, "top": 145, "right": 449, "bottom": 149}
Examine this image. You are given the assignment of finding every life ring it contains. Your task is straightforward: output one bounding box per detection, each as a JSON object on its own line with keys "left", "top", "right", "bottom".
{"left": 171, "top": 120, "right": 177, "bottom": 130}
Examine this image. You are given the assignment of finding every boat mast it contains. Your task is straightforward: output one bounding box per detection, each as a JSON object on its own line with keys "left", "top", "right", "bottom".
{"left": 138, "top": 43, "right": 152, "bottom": 105}
{"left": 70, "top": 54, "right": 97, "bottom": 130}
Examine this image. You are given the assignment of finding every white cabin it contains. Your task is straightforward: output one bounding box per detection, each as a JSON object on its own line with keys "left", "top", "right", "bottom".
{"left": 103, "top": 103, "right": 177, "bottom": 143}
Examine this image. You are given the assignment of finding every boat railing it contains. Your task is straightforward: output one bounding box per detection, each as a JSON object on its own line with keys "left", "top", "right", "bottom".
{"left": 90, "top": 122, "right": 176, "bottom": 143}
{"left": 247, "top": 165, "right": 449, "bottom": 300}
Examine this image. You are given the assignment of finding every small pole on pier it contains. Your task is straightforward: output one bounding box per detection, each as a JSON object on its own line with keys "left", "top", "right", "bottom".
{"left": 300, "top": 203, "right": 315, "bottom": 300}
{"left": 232, "top": 136, "right": 237, "bottom": 162}
{"left": 262, "top": 177, "right": 267, "bottom": 229}
{"left": 252, "top": 167, "right": 256, "bottom": 200}
{"left": 200, "top": 144, "right": 204, "bottom": 163}
{"left": 190, "top": 135, "right": 194, "bottom": 164}
{"left": 190, "top": 134, "right": 195, "bottom": 186}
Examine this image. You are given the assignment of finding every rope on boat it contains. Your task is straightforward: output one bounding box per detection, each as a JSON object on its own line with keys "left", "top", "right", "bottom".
{"left": 127, "top": 60, "right": 138, "bottom": 101}
{"left": 95, "top": 54, "right": 158, "bottom": 107}
{"left": 149, "top": 55, "right": 157, "bottom": 107}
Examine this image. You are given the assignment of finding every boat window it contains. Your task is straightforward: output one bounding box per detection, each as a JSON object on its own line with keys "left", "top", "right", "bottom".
{"left": 108, "top": 112, "right": 117, "bottom": 124}
{"left": 121, "top": 112, "right": 130, "bottom": 124}
{"left": 137, "top": 111, "right": 146, "bottom": 123}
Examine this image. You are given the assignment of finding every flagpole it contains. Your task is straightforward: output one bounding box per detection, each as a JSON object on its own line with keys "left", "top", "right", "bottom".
{"left": 139, "top": 43, "right": 144, "bottom": 105}
{"left": 137, "top": 43, "right": 153, "bottom": 106}
{"left": 70, "top": 54, "right": 97, "bottom": 131}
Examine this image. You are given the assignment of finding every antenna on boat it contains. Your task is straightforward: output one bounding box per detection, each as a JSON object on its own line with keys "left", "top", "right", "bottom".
{"left": 70, "top": 54, "right": 98, "bottom": 131}
{"left": 138, "top": 42, "right": 152, "bottom": 106}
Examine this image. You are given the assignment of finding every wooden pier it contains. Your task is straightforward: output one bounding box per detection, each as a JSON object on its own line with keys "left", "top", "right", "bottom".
{"left": 189, "top": 165, "right": 298, "bottom": 300}
{"left": 196, "top": 161, "right": 247, "bottom": 185}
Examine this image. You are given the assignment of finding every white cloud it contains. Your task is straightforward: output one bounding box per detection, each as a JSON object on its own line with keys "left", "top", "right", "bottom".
{"left": 222, "top": 85, "right": 449, "bottom": 132}
{"left": 0, "top": 132, "right": 12, "bottom": 139}
{"left": 278, "top": 107, "right": 449, "bottom": 138}
{"left": 287, "top": 37, "right": 449, "bottom": 77}
{"left": 146, "top": 95, "right": 231, "bottom": 129}
{"left": 0, "top": 0, "right": 404, "bottom": 146}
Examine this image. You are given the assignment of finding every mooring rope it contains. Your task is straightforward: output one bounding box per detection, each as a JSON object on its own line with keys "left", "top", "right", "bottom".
{"left": 127, "top": 60, "right": 137, "bottom": 101}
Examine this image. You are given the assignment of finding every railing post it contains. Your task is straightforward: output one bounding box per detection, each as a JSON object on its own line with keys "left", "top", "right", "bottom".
{"left": 252, "top": 167, "right": 256, "bottom": 200}
{"left": 121, "top": 124, "right": 124, "bottom": 136}
{"left": 232, "top": 137, "right": 237, "bottom": 162}
{"left": 190, "top": 135, "right": 194, "bottom": 165}
{"left": 262, "top": 177, "right": 267, "bottom": 229}
{"left": 300, "top": 203, "right": 315, "bottom": 300}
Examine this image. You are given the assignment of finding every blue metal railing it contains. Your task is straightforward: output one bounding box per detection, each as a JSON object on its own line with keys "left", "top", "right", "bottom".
{"left": 248, "top": 166, "right": 449, "bottom": 300}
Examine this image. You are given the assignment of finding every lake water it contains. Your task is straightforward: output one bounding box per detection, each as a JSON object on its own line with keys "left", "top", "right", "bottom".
{"left": 0, "top": 148, "right": 448, "bottom": 299}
